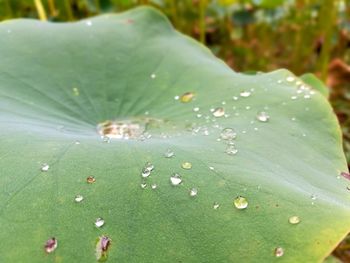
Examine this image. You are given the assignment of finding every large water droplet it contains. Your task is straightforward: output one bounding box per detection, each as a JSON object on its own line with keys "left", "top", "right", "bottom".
{"left": 189, "top": 188, "right": 198, "bottom": 197}
{"left": 240, "top": 91, "right": 251, "bottom": 97}
{"left": 41, "top": 163, "right": 50, "bottom": 172}
{"left": 170, "top": 173, "right": 182, "bottom": 186}
{"left": 44, "top": 238, "right": 57, "bottom": 253}
{"left": 97, "top": 120, "right": 145, "bottom": 140}
{"left": 256, "top": 111, "right": 270, "bottom": 122}
{"left": 180, "top": 92, "right": 194, "bottom": 103}
{"left": 212, "top": 107, "right": 225, "bottom": 117}
{"left": 74, "top": 195, "right": 84, "bottom": 203}
{"left": 288, "top": 216, "right": 300, "bottom": 225}
{"left": 181, "top": 162, "right": 192, "bottom": 170}
{"left": 233, "top": 196, "right": 248, "bottom": 209}
{"left": 95, "top": 236, "right": 111, "bottom": 262}
{"left": 274, "top": 247, "right": 284, "bottom": 257}
{"left": 95, "top": 218, "right": 105, "bottom": 228}
{"left": 220, "top": 128, "right": 237, "bottom": 140}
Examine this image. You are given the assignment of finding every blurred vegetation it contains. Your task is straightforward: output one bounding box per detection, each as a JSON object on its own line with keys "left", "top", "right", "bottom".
{"left": 0, "top": 0, "right": 349, "bottom": 259}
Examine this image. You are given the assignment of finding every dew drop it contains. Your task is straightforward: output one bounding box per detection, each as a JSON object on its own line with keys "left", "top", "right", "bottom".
{"left": 193, "top": 107, "right": 200, "bottom": 112}
{"left": 174, "top": 95, "right": 179, "bottom": 100}
{"left": 240, "top": 91, "right": 251, "bottom": 97}
{"left": 74, "top": 195, "right": 84, "bottom": 203}
{"left": 144, "top": 162, "right": 154, "bottom": 172}
{"left": 189, "top": 188, "right": 198, "bottom": 197}
{"left": 180, "top": 92, "right": 194, "bottom": 103}
{"left": 233, "top": 196, "right": 248, "bottom": 209}
{"left": 151, "top": 184, "right": 157, "bottom": 190}
{"left": 181, "top": 162, "right": 192, "bottom": 170}
{"left": 86, "top": 20, "right": 92, "bottom": 26}
{"left": 212, "top": 107, "right": 225, "bottom": 117}
{"left": 256, "top": 111, "right": 270, "bottom": 122}
{"left": 41, "top": 163, "right": 50, "bottom": 172}
{"left": 164, "top": 149, "right": 175, "bottom": 158}
{"left": 170, "top": 173, "right": 182, "bottom": 186}
{"left": 286, "top": 76, "right": 295, "bottom": 82}
{"left": 274, "top": 247, "right": 284, "bottom": 257}
{"left": 220, "top": 128, "right": 237, "bottom": 140}
{"left": 232, "top": 96, "right": 238, "bottom": 100}
{"left": 140, "top": 183, "right": 147, "bottom": 189}
{"left": 150, "top": 73, "right": 156, "bottom": 79}
{"left": 141, "top": 168, "right": 151, "bottom": 178}
{"left": 87, "top": 176, "right": 96, "bottom": 184}
{"left": 288, "top": 216, "right": 300, "bottom": 225}
{"left": 95, "top": 218, "right": 105, "bottom": 228}
{"left": 291, "top": 95, "right": 297, "bottom": 100}
{"left": 44, "top": 238, "right": 57, "bottom": 254}
{"left": 95, "top": 236, "right": 111, "bottom": 262}
{"left": 72, "top": 87, "right": 80, "bottom": 96}
{"left": 226, "top": 145, "right": 238, "bottom": 156}
{"left": 213, "top": 202, "right": 220, "bottom": 209}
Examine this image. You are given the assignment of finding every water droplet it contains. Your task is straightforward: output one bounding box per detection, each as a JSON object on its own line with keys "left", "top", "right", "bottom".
{"left": 240, "top": 91, "right": 251, "bottom": 97}
{"left": 189, "top": 188, "right": 198, "bottom": 197}
{"left": 97, "top": 120, "right": 145, "bottom": 140}
{"left": 144, "top": 162, "right": 154, "bottom": 172}
{"left": 213, "top": 202, "right": 220, "bottom": 209}
{"left": 74, "top": 195, "right": 84, "bottom": 203}
{"left": 164, "top": 149, "right": 175, "bottom": 158}
{"left": 151, "top": 184, "right": 157, "bottom": 189}
{"left": 212, "top": 107, "right": 225, "bottom": 117}
{"left": 226, "top": 145, "right": 238, "bottom": 155}
{"left": 141, "top": 168, "right": 151, "bottom": 178}
{"left": 44, "top": 238, "right": 57, "bottom": 253}
{"left": 140, "top": 183, "right": 147, "bottom": 189}
{"left": 310, "top": 194, "right": 317, "bottom": 200}
{"left": 72, "top": 87, "right": 79, "bottom": 96}
{"left": 95, "top": 236, "right": 111, "bottom": 262}
{"left": 174, "top": 95, "right": 179, "bottom": 100}
{"left": 209, "top": 166, "right": 215, "bottom": 170}
{"left": 75, "top": 140, "right": 80, "bottom": 145}
{"left": 150, "top": 73, "right": 156, "bottom": 79}
{"left": 286, "top": 76, "right": 295, "bottom": 82}
{"left": 288, "top": 216, "right": 300, "bottom": 225}
{"left": 245, "top": 106, "right": 251, "bottom": 110}
{"left": 95, "top": 218, "right": 105, "bottom": 228}
{"left": 256, "top": 111, "right": 270, "bottom": 122}
{"left": 170, "top": 173, "right": 182, "bottom": 186}
{"left": 41, "top": 163, "right": 50, "bottom": 172}
{"left": 274, "top": 247, "right": 284, "bottom": 257}
{"left": 233, "top": 196, "right": 248, "bottom": 209}
{"left": 181, "top": 162, "right": 192, "bottom": 170}
{"left": 87, "top": 176, "right": 96, "bottom": 184}
{"left": 180, "top": 92, "right": 194, "bottom": 103}
{"left": 193, "top": 107, "right": 200, "bottom": 112}
{"left": 291, "top": 95, "right": 297, "bottom": 100}
{"left": 86, "top": 20, "right": 92, "bottom": 26}
{"left": 232, "top": 96, "right": 238, "bottom": 100}
{"left": 102, "top": 136, "right": 111, "bottom": 143}
{"left": 220, "top": 128, "right": 237, "bottom": 140}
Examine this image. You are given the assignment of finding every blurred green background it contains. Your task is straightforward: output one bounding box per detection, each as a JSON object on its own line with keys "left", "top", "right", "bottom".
{"left": 0, "top": 0, "right": 349, "bottom": 260}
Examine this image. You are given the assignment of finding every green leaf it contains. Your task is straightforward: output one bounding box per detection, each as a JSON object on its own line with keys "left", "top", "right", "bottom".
{"left": 300, "top": 73, "right": 330, "bottom": 98}
{"left": 0, "top": 6, "right": 349, "bottom": 262}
